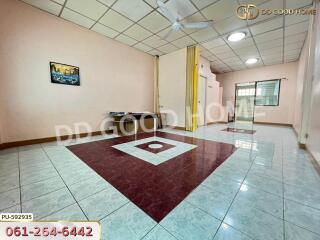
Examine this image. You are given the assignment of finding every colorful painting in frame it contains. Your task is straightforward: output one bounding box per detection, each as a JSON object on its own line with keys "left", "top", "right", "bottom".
{"left": 50, "top": 62, "right": 80, "bottom": 86}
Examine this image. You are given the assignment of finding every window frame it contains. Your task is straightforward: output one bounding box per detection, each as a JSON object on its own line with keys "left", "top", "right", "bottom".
{"left": 254, "top": 79, "right": 281, "bottom": 107}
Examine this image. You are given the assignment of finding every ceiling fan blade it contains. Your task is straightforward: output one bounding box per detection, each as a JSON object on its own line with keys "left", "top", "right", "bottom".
{"left": 182, "top": 21, "right": 213, "bottom": 29}
{"left": 157, "top": 0, "right": 178, "bottom": 23}
{"left": 162, "top": 28, "right": 176, "bottom": 40}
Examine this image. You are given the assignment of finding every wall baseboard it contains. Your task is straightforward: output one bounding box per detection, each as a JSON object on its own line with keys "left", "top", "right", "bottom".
{"left": 165, "top": 126, "right": 186, "bottom": 131}
{"left": 253, "top": 121, "right": 293, "bottom": 127}
{"left": 305, "top": 146, "right": 320, "bottom": 176}
{"left": 206, "top": 121, "right": 228, "bottom": 125}
{"left": 0, "top": 130, "right": 114, "bottom": 150}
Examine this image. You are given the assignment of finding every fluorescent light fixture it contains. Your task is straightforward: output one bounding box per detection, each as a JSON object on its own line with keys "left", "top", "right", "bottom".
{"left": 245, "top": 58, "right": 258, "bottom": 64}
{"left": 227, "top": 32, "right": 246, "bottom": 42}
{"left": 240, "top": 185, "right": 248, "bottom": 192}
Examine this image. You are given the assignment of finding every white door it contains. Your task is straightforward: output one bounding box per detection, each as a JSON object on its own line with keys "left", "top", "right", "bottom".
{"left": 198, "top": 76, "right": 207, "bottom": 126}
{"left": 158, "top": 53, "right": 187, "bottom": 127}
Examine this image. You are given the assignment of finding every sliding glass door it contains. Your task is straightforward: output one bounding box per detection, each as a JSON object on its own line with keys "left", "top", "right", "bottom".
{"left": 235, "top": 82, "right": 256, "bottom": 122}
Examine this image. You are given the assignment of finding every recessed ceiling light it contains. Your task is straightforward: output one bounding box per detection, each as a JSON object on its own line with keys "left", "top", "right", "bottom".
{"left": 227, "top": 32, "right": 246, "bottom": 42}
{"left": 245, "top": 58, "right": 258, "bottom": 64}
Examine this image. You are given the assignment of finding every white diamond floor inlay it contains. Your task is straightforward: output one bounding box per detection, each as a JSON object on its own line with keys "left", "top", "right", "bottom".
{"left": 148, "top": 144, "right": 163, "bottom": 149}
{"left": 112, "top": 137, "right": 197, "bottom": 165}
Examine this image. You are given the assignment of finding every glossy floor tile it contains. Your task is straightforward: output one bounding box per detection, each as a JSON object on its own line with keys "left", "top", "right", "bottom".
{"left": 224, "top": 200, "right": 284, "bottom": 240}
{"left": 213, "top": 223, "right": 253, "bottom": 240}
{"left": 101, "top": 202, "right": 156, "bottom": 240}
{"left": 222, "top": 127, "right": 256, "bottom": 135}
{"left": 0, "top": 124, "right": 319, "bottom": 240}
{"left": 160, "top": 201, "right": 221, "bottom": 240}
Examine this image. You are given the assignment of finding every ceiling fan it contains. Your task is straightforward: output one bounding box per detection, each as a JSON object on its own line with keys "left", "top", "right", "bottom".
{"left": 157, "top": 0, "right": 213, "bottom": 39}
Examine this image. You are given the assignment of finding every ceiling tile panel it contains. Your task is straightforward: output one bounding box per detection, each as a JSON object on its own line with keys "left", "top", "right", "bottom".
{"left": 189, "top": 28, "right": 218, "bottom": 42}
{"left": 284, "top": 48, "right": 301, "bottom": 56}
{"left": 257, "top": 38, "right": 283, "bottom": 51}
{"left": 253, "top": 28, "right": 283, "bottom": 43}
{"left": 284, "top": 32, "right": 307, "bottom": 44}
{"left": 284, "top": 42, "right": 304, "bottom": 51}
{"left": 214, "top": 50, "right": 237, "bottom": 59}
{"left": 234, "top": 46, "right": 259, "bottom": 56}
{"left": 92, "top": 23, "right": 119, "bottom": 38}
{"left": 144, "top": 0, "right": 158, "bottom": 8}
{"left": 99, "top": 9, "right": 134, "bottom": 32}
{"left": 201, "top": 38, "right": 226, "bottom": 49}
{"left": 157, "top": 27, "right": 186, "bottom": 41}
{"left": 214, "top": 15, "right": 247, "bottom": 35}
{"left": 142, "top": 35, "right": 168, "bottom": 48}
{"left": 115, "top": 34, "right": 138, "bottom": 46}
{"left": 229, "top": 37, "right": 255, "bottom": 50}
{"left": 66, "top": 0, "right": 108, "bottom": 20}
{"left": 52, "top": 0, "right": 65, "bottom": 4}
{"left": 191, "top": 0, "right": 218, "bottom": 9}
{"left": 286, "top": 0, "right": 313, "bottom": 9}
{"left": 138, "top": 11, "right": 171, "bottom": 33}
{"left": 284, "top": 54, "right": 299, "bottom": 62}
{"left": 97, "top": 0, "right": 116, "bottom": 7}
{"left": 285, "top": 14, "right": 310, "bottom": 26}
{"left": 134, "top": 42, "right": 153, "bottom": 52}
{"left": 200, "top": 49, "right": 213, "bottom": 57}
{"left": 209, "top": 45, "right": 231, "bottom": 54}
{"left": 250, "top": 17, "right": 283, "bottom": 36}
{"left": 206, "top": 55, "right": 218, "bottom": 61}
{"left": 248, "top": 0, "right": 283, "bottom": 24}
{"left": 264, "top": 59, "right": 283, "bottom": 66}
{"left": 231, "top": 65, "right": 247, "bottom": 71}
{"left": 61, "top": 8, "right": 95, "bottom": 28}
{"left": 21, "top": 0, "right": 62, "bottom": 15}
{"left": 148, "top": 49, "right": 165, "bottom": 56}
{"left": 112, "top": 0, "right": 153, "bottom": 21}
{"left": 157, "top": 43, "right": 178, "bottom": 53}
{"left": 238, "top": 52, "right": 260, "bottom": 61}
{"left": 123, "top": 24, "right": 153, "bottom": 41}
{"left": 260, "top": 46, "right": 283, "bottom": 56}
{"left": 262, "top": 52, "right": 283, "bottom": 60}
{"left": 201, "top": 0, "right": 239, "bottom": 22}
{"left": 158, "top": 0, "right": 197, "bottom": 20}
{"left": 285, "top": 21, "right": 309, "bottom": 36}
{"left": 223, "top": 57, "right": 243, "bottom": 65}
{"left": 172, "top": 36, "right": 196, "bottom": 48}
{"left": 238, "top": 0, "right": 269, "bottom": 5}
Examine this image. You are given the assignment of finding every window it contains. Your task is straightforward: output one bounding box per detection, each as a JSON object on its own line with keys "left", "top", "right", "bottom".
{"left": 255, "top": 80, "right": 280, "bottom": 106}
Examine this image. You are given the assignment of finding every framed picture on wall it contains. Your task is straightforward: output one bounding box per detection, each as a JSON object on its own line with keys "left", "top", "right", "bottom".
{"left": 50, "top": 62, "right": 80, "bottom": 86}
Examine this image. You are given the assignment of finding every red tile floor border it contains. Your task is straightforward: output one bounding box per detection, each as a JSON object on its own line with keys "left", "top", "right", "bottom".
{"left": 67, "top": 132, "right": 236, "bottom": 222}
{"left": 222, "top": 127, "right": 256, "bottom": 135}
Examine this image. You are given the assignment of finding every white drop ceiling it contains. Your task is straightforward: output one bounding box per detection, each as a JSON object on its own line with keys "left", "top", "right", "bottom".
{"left": 20, "top": 0, "right": 312, "bottom": 73}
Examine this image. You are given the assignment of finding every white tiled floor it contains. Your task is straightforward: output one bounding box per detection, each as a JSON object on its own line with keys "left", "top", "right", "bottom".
{"left": 0, "top": 123, "right": 320, "bottom": 240}
{"left": 112, "top": 136, "right": 197, "bottom": 165}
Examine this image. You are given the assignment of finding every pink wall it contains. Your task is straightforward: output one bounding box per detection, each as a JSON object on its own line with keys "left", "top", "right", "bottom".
{"left": 307, "top": 2, "right": 320, "bottom": 163}
{"left": 217, "top": 62, "right": 298, "bottom": 124}
{"left": 0, "top": 0, "right": 154, "bottom": 143}
{"left": 293, "top": 42, "right": 308, "bottom": 133}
